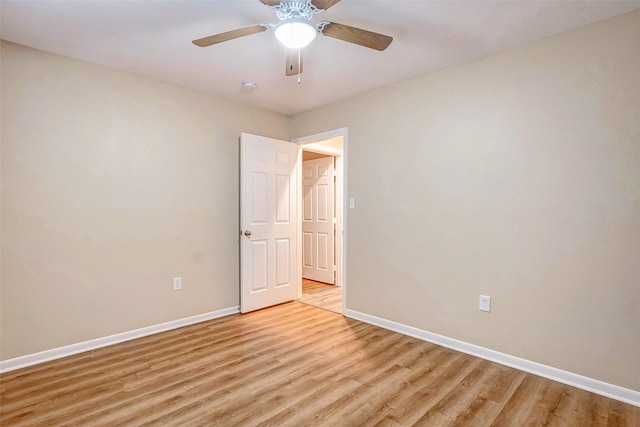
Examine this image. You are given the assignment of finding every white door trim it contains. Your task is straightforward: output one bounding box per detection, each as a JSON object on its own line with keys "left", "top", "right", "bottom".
{"left": 293, "top": 128, "right": 348, "bottom": 313}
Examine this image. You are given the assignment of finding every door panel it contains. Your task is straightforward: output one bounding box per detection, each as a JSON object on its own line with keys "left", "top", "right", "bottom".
{"left": 251, "top": 172, "right": 268, "bottom": 223}
{"left": 251, "top": 240, "right": 268, "bottom": 292}
{"left": 302, "top": 156, "right": 335, "bottom": 284}
{"left": 303, "top": 232, "right": 313, "bottom": 268}
{"left": 317, "top": 232, "right": 329, "bottom": 269}
{"left": 303, "top": 185, "right": 313, "bottom": 220}
{"left": 317, "top": 184, "right": 328, "bottom": 220}
{"left": 275, "top": 238, "right": 291, "bottom": 287}
{"left": 275, "top": 174, "right": 291, "bottom": 223}
{"left": 240, "top": 133, "right": 298, "bottom": 313}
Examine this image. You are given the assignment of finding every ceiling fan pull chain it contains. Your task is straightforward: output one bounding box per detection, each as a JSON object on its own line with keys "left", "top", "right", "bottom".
{"left": 297, "top": 48, "right": 302, "bottom": 84}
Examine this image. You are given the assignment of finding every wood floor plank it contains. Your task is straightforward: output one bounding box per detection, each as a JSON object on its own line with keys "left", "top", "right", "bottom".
{"left": 386, "top": 355, "right": 484, "bottom": 426}
{"left": 2, "top": 301, "right": 639, "bottom": 426}
{"left": 310, "top": 364, "right": 411, "bottom": 423}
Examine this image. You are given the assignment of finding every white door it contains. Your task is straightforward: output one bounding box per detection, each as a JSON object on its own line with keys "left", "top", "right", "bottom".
{"left": 240, "top": 133, "right": 298, "bottom": 313}
{"left": 302, "top": 156, "right": 335, "bottom": 284}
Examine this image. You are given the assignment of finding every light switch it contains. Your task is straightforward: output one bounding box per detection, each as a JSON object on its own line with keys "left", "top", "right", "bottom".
{"left": 479, "top": 295, "right": 491, "bottom": 312}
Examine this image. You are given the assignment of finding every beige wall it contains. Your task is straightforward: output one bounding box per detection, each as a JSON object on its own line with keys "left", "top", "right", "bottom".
{"left": 0, "top": 41, "right": 289, "bottom": 359}
{"left": 291, "top": 11, "right": 640, "bottom": 391}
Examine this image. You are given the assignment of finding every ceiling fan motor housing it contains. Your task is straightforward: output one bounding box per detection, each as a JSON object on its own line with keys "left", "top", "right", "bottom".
{"left": 273, "top": 1, "right": 322, "bottom": 22}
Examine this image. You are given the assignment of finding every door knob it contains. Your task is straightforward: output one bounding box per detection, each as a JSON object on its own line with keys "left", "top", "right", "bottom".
{"left": 244, "top": 230, "right": 252, "bottom": 237}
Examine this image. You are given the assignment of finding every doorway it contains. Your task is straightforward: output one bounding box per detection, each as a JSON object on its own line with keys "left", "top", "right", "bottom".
{"left": 239, "top": 129, "right": 347, "bottom": 315}
{"left": 294, "top": 129, "right": 346, "bottom": 314}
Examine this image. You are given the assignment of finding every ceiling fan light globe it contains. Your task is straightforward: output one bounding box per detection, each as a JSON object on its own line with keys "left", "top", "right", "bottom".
{"left": 274, "top": 19, "right": 317, "bottom": 49}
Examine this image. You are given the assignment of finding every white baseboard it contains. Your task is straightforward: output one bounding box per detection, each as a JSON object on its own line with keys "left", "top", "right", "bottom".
{"left": 0, "top": 306, "right": 240, "bottom": 374}
{"left": 343, "top": 308, "right": 640, "bottom": 408}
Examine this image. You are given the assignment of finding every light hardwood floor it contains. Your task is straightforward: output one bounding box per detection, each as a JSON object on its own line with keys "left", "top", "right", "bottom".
{"left": 302, "top": 278, "right": 335, "bottom": 293}
{"left": 1, "top": 302, "right": 639, "bottom": 426}
{"left": 300, "top": 278, "right": 342, "bottom": 314}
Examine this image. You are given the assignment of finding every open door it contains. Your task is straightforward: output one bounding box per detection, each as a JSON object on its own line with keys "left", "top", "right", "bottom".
{"left": 302, "top": 156, "right": 335, "bottom": 284}
{"left": 240, "top": 133, "right": 298, "bottom": 313}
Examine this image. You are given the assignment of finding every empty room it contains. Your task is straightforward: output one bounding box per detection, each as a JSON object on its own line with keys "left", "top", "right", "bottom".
{"left": 1, "top": 1, "right": 639, "bottom": 425}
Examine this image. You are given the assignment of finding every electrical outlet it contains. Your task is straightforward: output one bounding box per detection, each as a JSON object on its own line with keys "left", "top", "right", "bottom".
{"left": 173, "top": 277, "right": 182, "bottom": 291}
{"left": 479, "top": 295, "right": 491, "bottom": 312}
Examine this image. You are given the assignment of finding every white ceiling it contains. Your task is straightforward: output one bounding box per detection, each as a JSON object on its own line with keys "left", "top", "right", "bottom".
{"left": 2, "top": 1, "right": 639, "bottom": 116}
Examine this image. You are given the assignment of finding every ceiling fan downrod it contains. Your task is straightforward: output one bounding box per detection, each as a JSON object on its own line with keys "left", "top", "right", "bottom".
{"left": 297, "top": 48, "right": 302, "bottom": 84}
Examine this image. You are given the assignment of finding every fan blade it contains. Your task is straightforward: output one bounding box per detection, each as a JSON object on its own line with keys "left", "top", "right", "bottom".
{"left": 192, "top": 25, "right": 266, "bottom": 47}
{"left": 311, "top": 0, "right": 342, "bottom": 10}
{"left": 321, "top": 22, "right": 392, "bottom": 51}
{"left": 258, "top": 0, "right": 282, "bottom": 6}
{"left": 285, "top": 48, "right": 303, "bottom": 76}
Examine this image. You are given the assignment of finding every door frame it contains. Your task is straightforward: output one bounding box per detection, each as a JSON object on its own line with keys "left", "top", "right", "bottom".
{"left": 293, "top": 128, "right": 348, "bottom": 312}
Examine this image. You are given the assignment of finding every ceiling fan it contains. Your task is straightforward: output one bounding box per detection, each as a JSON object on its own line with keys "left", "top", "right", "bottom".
{"left": 192, "top": 0, "right": 393, "bottom": 78}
